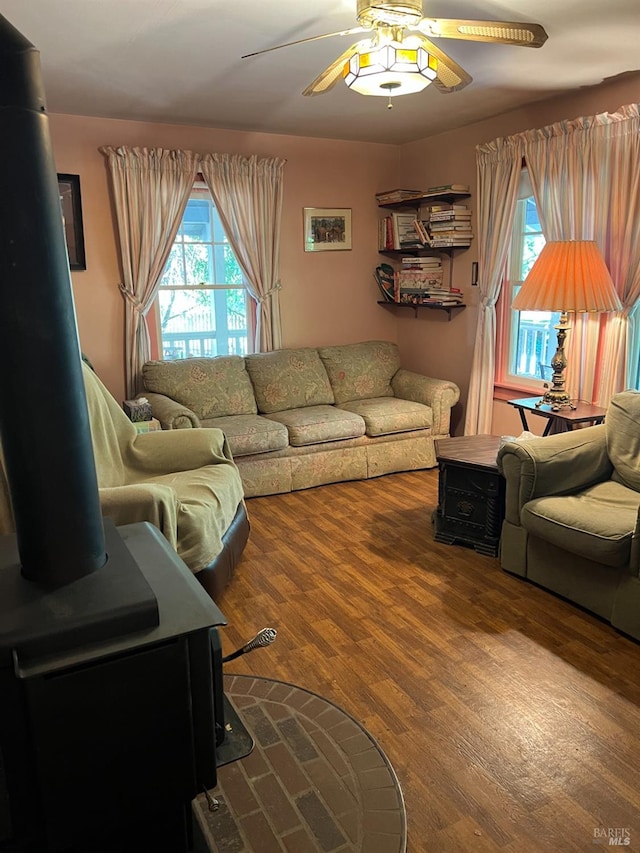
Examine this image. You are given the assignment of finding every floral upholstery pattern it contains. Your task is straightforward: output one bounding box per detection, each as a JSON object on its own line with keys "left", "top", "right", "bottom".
{"left": 318, "top": 341, "right": 400, "bottom": 404}
{"left": 337, "top": 397, "right": 432, "bottom": 436}
{"left": 245, "top": 348, "right": 334, "bottom": 414}
{"left": 140, "top": 340, "right": 460, "bottom": 497}
{"left": 391, "top": 370, "right": 459, "bottom": 436}
{"left": 143, "top": 356, "right": 257, "bottom": 419}
{"left": 202, "top": 414, "right": 288, "bottom": 458}
{"left": 265, "top": 405, "right": 366, "bottom": 447}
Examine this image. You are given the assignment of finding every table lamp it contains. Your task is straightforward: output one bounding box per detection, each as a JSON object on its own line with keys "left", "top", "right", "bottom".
{"left": 512, "top": 240, "right": 622, "bottom": 411}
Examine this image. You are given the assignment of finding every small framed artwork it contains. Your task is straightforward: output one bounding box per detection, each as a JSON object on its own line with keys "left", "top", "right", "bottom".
{"left": 57, "top": 173, "right": 86, "bottom": 271}
{"left": 303, "top": 207, "right": 352, "bottom": 252}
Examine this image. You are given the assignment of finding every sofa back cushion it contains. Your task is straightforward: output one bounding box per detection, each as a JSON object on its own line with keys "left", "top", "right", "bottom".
{"left": 245, "top": 348, "right": 335, "bottom": 414}
{"left": 607, "top": 390, "right": 640, "bottom": 491}
{"left": 318, "top": 341, "right": 400, "bottom": 404}
{"left": 142, "top": 356, "right": 257, "bottom": 419}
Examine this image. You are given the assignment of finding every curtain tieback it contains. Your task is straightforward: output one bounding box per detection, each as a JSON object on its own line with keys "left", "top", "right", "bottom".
{"left": 119, "top": 283, "right": 144, "bottom": 314}
{"left": 257, "top": 281, "right": 282, "bottom": 304}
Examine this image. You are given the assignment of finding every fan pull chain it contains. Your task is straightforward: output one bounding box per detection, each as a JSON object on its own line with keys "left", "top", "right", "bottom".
{"left": 380, "top": 80, "right": 401, "bottom": 110}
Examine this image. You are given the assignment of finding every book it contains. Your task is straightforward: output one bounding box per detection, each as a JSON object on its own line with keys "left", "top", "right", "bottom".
{"left": 413, "top": 218, "right": 430, "bottom": 245}
{"left": 428, "top": 203, "right": 469, "bottom": 212}
{"left": 429, "top": 211, "right": 472, "bottom": 221}
{"left": 423, "top": 183, "right": 470, "bottom": 194}
{"left": 374, "top": 266, "right": 395, "bottom": 302}
{"left": 430, "top": 240, "right": 473, "bottom": 248}
{"left": 400, "top": 256, "right": 441, "bottom": 263}
{"left": 429, "top": 223, "right": 473, "bottom": 231}
{"left": 392, "top": 212, "right": 423, "bottom": 250}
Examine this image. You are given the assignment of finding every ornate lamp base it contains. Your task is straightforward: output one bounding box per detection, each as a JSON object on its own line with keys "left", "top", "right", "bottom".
{"left": 536, "top": 386, "right": 576, "bottom": 412}
{"left": 534, "top": 311, "right": 576, "bottom": 412}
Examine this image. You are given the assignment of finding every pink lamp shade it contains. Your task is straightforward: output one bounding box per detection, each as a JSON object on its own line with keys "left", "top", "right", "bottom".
{"left": 512, "top": 240, "right": 622, "bottom": 313}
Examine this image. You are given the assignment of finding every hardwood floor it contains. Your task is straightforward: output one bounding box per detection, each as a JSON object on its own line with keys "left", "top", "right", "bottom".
{"left": 215, "top": 471, "right": 640, "bottom": 852}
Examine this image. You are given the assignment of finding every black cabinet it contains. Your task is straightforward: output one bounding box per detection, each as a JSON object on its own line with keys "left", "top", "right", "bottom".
{"left": 434, "top": 435, "right": 505, "bottom": 557}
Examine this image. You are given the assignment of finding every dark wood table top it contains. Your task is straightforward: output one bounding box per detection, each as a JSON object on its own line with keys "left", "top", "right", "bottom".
{"left": 435, "top": 434, "right": 502, "bottom": 471}
{"left": 507, "top": 396, "right": 607, "bottom": 424}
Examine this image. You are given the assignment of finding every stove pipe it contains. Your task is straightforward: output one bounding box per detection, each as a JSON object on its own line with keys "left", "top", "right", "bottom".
{"left": 0, "top": 14, "right": 107, "bottom": 584}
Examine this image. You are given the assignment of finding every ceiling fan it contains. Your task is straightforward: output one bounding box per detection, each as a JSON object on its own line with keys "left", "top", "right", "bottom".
{"left": 242, "top": 1, "right": 548, "bottom": 101}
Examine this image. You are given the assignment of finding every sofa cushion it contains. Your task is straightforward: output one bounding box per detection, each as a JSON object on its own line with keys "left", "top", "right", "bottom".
{"left": 318, "top": 341, "right": 400, "bottom": 404}
{"left": 336, "top": 397, "right": 432, "bottom": 437}
{"left": 265, "top": 405, "right": 366, "bottom": 447}
{"left": 521, "top": 480, "right": 640, "bottom": 568}
{"left": 143, "top": 357, "right": 257, "bottom": 419}
{"left": 606, "top": 390, "right": 640, "bottom": 491}
{"left": 201, "top": 414, "right": 288, "bottom": 458}
{"left": 245, "top": 348, "right": 334, "bottom": 414}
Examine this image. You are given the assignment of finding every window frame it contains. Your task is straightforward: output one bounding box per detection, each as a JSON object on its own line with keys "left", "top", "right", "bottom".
{"left": 495, "top": 191, "right": 558, "bottom": 395}
{"left": 153, "top": 185, "right": 253, "bottom": 360}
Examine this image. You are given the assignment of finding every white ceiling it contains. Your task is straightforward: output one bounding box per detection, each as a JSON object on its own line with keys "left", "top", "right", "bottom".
{"left": 2, "top": 0, "right": 639, "bottom": 145}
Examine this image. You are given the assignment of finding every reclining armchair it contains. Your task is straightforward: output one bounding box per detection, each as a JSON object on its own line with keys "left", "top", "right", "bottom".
{"left": 0, "top": 363, "right": 249, "bottom": 601}
{"left": 497, "top": 390, "right": 640, "bottom": 640}
{"left": 83, "top": 363, "right": 249, "bottom": 600}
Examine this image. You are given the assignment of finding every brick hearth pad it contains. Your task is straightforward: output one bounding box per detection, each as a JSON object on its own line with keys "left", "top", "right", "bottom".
{"left": 193, "top": 674, "right": 407, "bottom": 853}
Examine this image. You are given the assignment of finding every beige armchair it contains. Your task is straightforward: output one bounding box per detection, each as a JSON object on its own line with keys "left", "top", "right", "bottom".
{"left": 497, "top": 390, "right": 640, "bottom": 640}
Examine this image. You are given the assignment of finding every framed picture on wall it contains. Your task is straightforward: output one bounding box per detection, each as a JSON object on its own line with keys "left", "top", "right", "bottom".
{"left": 303, "top": 207, "right": 352, "bottom": 252}
{"left": 57, "top": 173, "right": 86, "bottom": 271}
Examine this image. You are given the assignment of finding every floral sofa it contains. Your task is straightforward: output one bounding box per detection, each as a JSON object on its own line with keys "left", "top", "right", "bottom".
{"left": 141, "top": 341, "right": 460, "bottom": 497}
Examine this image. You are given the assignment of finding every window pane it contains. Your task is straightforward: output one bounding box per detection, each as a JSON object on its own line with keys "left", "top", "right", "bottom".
{"left": 183, "top": 243, "right": 211, "bottom": 285}
{"left": 510, "top": 286, "right": 559, "bottom": 380}
{"left": 182, "top": 199, "right": 212, "bottom": 242}
{"left": 158, "top": 289, "right": 249, "bottom": 359}
{"left": 159, "top": 244, "right": 185, "bottom": 287}
{"left": 156, "top": 191, "right": 252, "bottom": 359}
{"left": 503, "top": 194, "right": 561, "bottom": 384}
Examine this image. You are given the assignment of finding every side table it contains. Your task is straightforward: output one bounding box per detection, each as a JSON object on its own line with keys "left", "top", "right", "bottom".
{"left": 433, "top": 435, "right": 505, "bottom": 557}
{"left": 507, "top": 397, "right": 606, "bottom": 437}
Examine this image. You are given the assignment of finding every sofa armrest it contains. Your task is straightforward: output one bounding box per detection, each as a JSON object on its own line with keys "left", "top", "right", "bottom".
{"left": 143, "top": 391, "right": 201, "bottom": 429}
{"left": 391, "top": 369, "right": 460, "bottom": 435}
{"left": 497, "top": 424, "right": 612, "bottom": 525}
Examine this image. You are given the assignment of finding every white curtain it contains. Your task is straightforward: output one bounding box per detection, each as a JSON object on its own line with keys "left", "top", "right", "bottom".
{"left": 101, "top": 146, "right": 198, "bottom": 397}
{"left": 522, "top": 104, "right": 640, "bottom": 404}
{"left": 199, "top": 153, "right": 286, "bottom": 352}
{"left": 464, "top": 136, "right": 523, "bottom": 435}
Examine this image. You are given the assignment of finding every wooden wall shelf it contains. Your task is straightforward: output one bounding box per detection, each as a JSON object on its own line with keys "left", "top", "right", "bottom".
{"left": 377, "top": 301, "right": 466, "bottom": 320}
{"left": 377, "top": 191, "right": 471, "bottom": 210}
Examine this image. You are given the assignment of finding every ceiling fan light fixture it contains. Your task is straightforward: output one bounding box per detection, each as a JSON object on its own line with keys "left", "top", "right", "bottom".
{"left": 343, "top": 43, "right": 437, "bottom": 96}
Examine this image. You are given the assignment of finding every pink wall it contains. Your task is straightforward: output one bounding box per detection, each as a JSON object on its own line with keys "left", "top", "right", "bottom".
{"left": 50, "top": 71, "right": 639, "bottom": 425}
{"left": 50, "top": 115, "right": 399, "bottom": 400}
{"left": 394, "top": 72, "right": 640, "bottom": 435}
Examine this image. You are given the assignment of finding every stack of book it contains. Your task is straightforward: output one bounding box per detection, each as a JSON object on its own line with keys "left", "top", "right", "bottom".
{"left": 396, "top": 256, "right": 444, "bottom": 295}
{"left": 397, "top": 286, "right": 465, "bottom": 307}
{"left": 423, "top": 183, "right": 470, "bottom": 195}
{"left": 375, "top": 188, "right": 424, "bottom": 204}
{"left": 427, "top": 203, "right": 473, "bottom": 247}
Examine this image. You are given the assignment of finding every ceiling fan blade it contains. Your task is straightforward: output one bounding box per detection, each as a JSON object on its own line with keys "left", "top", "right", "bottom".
{"left": 241, "top": 27, "right": 367, "bottom": 59}
{"left": 415, "top": 35, "right": 472, "bottom": 93}
{"left": 302, "top": 43, "right": 363, "bottom": 96}
{"left": 419, "top": 18, "right": 548, "bottom": 48}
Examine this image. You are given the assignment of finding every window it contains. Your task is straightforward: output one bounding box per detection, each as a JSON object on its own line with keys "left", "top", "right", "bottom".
{"left": 156, "top": 189, "right": 251, "bottom": 360}
{"left": 498, "top": 192, "right": 559, "bottom": 389}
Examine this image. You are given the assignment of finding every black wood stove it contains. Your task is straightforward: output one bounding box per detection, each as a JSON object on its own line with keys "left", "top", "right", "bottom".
{"left": 0, "top": 14, "right": 229, "bottom": 852}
